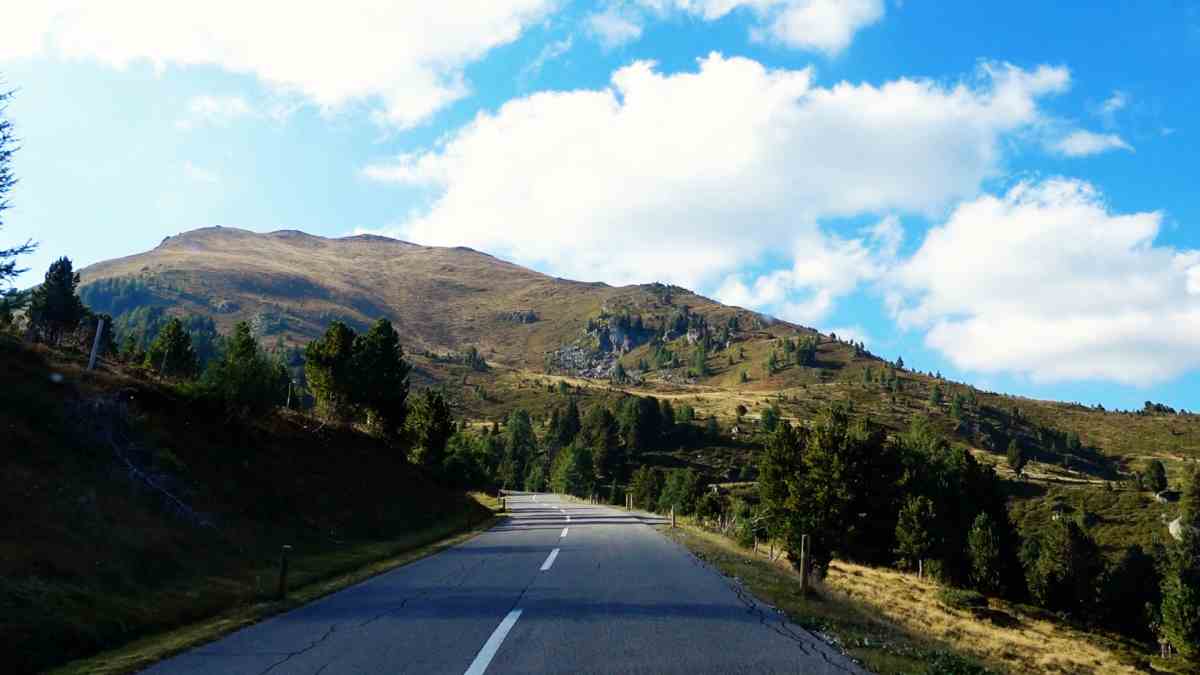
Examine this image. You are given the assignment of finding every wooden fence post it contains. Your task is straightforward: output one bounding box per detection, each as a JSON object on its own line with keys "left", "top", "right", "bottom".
{"left": 799, "top": 534, "right": 809, "bottom": 595}
{"left": 671, "top": 506, "right": 676, "bottom": 528}
{"left": 277, "top": 545, "right": 293, "bottom": 600}
{"left": 87, "top": 318, "right": 105, "bottom": 371}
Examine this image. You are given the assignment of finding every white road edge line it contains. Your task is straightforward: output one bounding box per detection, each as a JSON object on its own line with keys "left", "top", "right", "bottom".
{"left": 560, "top": 527, "right": 568, "bottom": 538}
{"left": 566, "top": 515, "right": 571, "bottom": 522}
{"left": 464, "top": 608, "right": 523, "bottom": 675}
{"left": 540, "top": 547, "right": 560, "bottom": 571}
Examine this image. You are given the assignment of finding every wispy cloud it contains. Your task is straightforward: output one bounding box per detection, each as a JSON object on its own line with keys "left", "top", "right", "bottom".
{"left": 520, "top": 35, "right": 575, "bottom": 83}
{"left": 586, "top": 7, "right": 643, "bottom": 48}
{"left": 1049, "top": 129, "right": 1134, "bottom": 157}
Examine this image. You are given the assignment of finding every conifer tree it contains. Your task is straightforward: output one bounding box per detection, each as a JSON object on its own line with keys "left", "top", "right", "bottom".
{"left": 304, "top": 321, "right": 358, "bottom": 421}
{"left": 352, "top": 318, "right": 411, "bottom": 435}
{"left": 1007, "top": 440, "right": 1027, "bottom": 476}
{"left": 968, "top": 512, "right": 1003, "bottom": 593}
{"left": 202, "top": 321, "right": 286, "bottom": 415}
{"left": 1144, "top": 460, "right": 1169, "bottom": 493}
{"left": 1160, "top": 529, "right": 1200, "bottom": 658}
{"left": 558, "top": 398, "right": 582, "bottom": 447}
{"left": 895, "top": 495, "right": 936, "bottom": 574}
{"left": 144, "top": 317, "right": 198, "bottom": 378}
{"left": 0, "top": 89, "right": 34, "bottom": 289}
{"left": 407, "top": 389, "right": 453, "bottom": 472}
{"left": 28, "top": 257, "right": 85, "bottom": 344}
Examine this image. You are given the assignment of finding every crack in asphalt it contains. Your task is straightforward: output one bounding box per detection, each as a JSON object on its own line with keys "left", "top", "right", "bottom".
{"left": 257, "top": 622, "right": 340, "bottom": 675}
{"left": 674, "top": 535, "right": 862, "bottom": 674}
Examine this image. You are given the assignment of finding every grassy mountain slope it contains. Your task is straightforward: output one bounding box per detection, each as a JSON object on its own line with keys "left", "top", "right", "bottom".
{"left": 77, "top": 226, "right": 1200, "bottom": 557}
{"left": 0, "top": 336, "right": 491, "bottom": 674}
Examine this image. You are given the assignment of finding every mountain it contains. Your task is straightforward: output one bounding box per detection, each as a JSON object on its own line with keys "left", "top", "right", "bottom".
{"left": 77, "top": 226, "right": 800, "bottom": 372}
{"left": 75, "top": 226, "right": 1198, "bottom": 560}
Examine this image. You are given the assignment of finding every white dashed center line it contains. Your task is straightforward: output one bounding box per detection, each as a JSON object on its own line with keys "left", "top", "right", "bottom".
{"left": 560, "top": 527, "right": 568, "bottom": 538}
{"left": 463, "top": 609, "right": 523, "bottom": 675}
{"left": 540, "top": 547, "right": 560, "bottom": 571}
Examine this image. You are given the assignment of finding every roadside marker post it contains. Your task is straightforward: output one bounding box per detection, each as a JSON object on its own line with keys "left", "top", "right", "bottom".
{"left": 671, "top": 506, "right": 676, "bottom": 528}
{"left": 277, "top": 545, "right": 293, "bottom": 600}
{"left": 799, "top": 534, "right": 809, "bottom": 595}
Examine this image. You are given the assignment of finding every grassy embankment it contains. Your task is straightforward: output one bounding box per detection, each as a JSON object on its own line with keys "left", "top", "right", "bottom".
{"left": 1, "top": 337, "right": 497, "bottom": 674}
{"left": 663, "top": 521, "right": 1179, "bottom": 674}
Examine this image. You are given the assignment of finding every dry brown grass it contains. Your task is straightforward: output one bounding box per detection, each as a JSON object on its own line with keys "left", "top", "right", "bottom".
{"left": 823, "top": 561, "right": 1145, "bottom": 675}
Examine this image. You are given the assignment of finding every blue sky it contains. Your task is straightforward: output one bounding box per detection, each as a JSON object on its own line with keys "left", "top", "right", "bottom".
{"left": 2, "top": 1, "right": 1199, "bottom": 411}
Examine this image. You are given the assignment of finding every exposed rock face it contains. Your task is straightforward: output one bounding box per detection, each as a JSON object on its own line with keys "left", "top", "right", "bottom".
{"left": 497, "top": 309, "right": 539, "bottom": 324}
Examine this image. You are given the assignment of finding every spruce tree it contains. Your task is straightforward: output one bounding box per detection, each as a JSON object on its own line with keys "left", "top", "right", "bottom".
{"left": 143, "top": 317, "right": 198, "bottom": 378}
{"left": 352, "top": 318, "right": 411, "bottom": 436}
{"left": 407, "top": 389, "right": 453, "bottom": 472}
{"left": 202, "top": 321, "right": 285, "bottom": 415}
{"left": 0, "top": 89, "right": 34, "bottom": 288}
{"left": 304, "top": 321, "right": 358, "bottom": 421}
{"left": 558, "top": 398, "right": 582, "bottom": 447}
{"left": 28, "top": 257, "right": 86, "bottom": 344}
{"left": 1144, "top": 460, "right": 1169, "bottom": 493}
{"left": 1160, "top": 529, "right": 1200, "bottom": 658}
{"left": 1006, "top": 440, "right": 1027, "bottom": 475}
{"left": 968, "top": 512, "right": 1002, "bottom": 593}
{"left": 894, "top": 495, "right": 936, "bottom": 573}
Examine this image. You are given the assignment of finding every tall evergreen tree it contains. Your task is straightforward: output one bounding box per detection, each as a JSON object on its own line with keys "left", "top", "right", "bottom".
{"left": 352, "top": 318, "right": 411, "bottom": 435}
{"left": 1144, "top": 459, "right": 1169, "bottom": 493}
{"left": 304, "top": 321, "right": 358, "bottom": 421}
{"left": 407, "top": 389, "right": 453, "bottom": 472}
{"left": 1026, "top": 520, "right": 1104, "bottom": 616}
{"left": 1160, "top": 530, "right": 1200, "bottom": 658}
{"left": 0, "top": 89, "right": 34, "bottom": 290}
{"left": 557, "top": 398, "right": 582, "bottom": 447}
{"left": 202, "top": 321, "right": 286, "bottom": 415}
{"left": 967, "top": 512, "right": 1003, "bottom": 593}
{"left": 895, "top": 495, "right": 937, "bottom": 574}
{"left": 143, "top": 317, "right": 198, "bottom": 378}
{"left": 1006, "top": 439, "right": 1027, "bottom": 475}
{"left": 28, "top": 257, "right": 86, "bottom": 344}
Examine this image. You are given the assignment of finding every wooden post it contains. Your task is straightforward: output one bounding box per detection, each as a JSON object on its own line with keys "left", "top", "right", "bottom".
{"left": 277, "top": 545, "right": 292, "bottom": 600}
{"left": 501, "top": 496, "right": 506, "bottom": 512}
{"left": 918, "top": 559, "right": 924, "bottom": 580}
{"left": 799, "top": 534, "right": 809, "bottom": 595}
{"left": 753, "top": 537, "right": 759, "bottom": 555}
{"left": 671, "top": 506, "right": 676, "bottom": 528}
{"left": 87, "top": 318, "right": 105, "bottom": 370}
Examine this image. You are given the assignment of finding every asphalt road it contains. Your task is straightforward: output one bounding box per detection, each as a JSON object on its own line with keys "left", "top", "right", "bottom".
{"left": 143, "top": 493, "right": 865, "bottom": 674}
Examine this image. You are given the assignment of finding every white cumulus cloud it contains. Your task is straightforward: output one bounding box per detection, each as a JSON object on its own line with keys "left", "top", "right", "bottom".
{"left": 364, "top": 54, "right": 1067, "bottom": 323}
{"left": 0, "top": 0, "right": 558, "bottom": 128}
{"left": 1049, "top": 129, "right": 1133, "bottom": 157}
{"left": 176, "top": 95, "right": 254, "bottom": 129}
{"left": 892, "top": 178, "right": 1200, "bottom": 386}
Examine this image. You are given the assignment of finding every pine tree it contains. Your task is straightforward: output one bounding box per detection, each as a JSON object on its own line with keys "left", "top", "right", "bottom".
{"left": 28, "top": 257, "right": 86, "bottom": 344}
{"left": 895, "top": 495, "right": 936, "bottom": 574}
{"left": 1006, "top": 440, "right": 1027, "bottom": 476}
{"left": 557, "top": 398, "right": 582, "bottom": 447}
{"left": 0, "top": 89, "right": 34, "bottom": 289}
{"left": 352, "top": 318, "right": 411, "bottom": 436}
{"left": 202, "top": 321, "right": 286, "bottom": 415}
{"left": 968, "top": 512, "right": 1002, "bottom": 593}
{"left": 1182, "top": 466, "right": 1200, "bottom": 531}
{"left": 1144, "top": 459, "right": 1168, "bottom": 493}
{"left": 407, "top": 389, "right": 453, "bottom": 472}
{"left": 1160, "top": 530, "right": 1200, "bottom": 658}
{"left": 706, "top": 415, "right": 720, "bottom": 440}
{"left": 761, "top": 404, "right": 781, "bottom": 433}
{"left": 305, "top": 321, "right": 358, "bottom": 421}
{"left": 144, "top": 317, "right": 198, "bottom": 378}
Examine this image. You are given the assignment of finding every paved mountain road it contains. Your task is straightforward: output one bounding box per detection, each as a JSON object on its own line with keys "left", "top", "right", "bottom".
{"left": 144, "top": 493, "right": 865, "bottom": 674}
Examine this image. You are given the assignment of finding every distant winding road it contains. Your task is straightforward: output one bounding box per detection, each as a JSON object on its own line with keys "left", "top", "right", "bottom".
{"left": 144, "top": 493, "right": 865, "bottom": 674}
